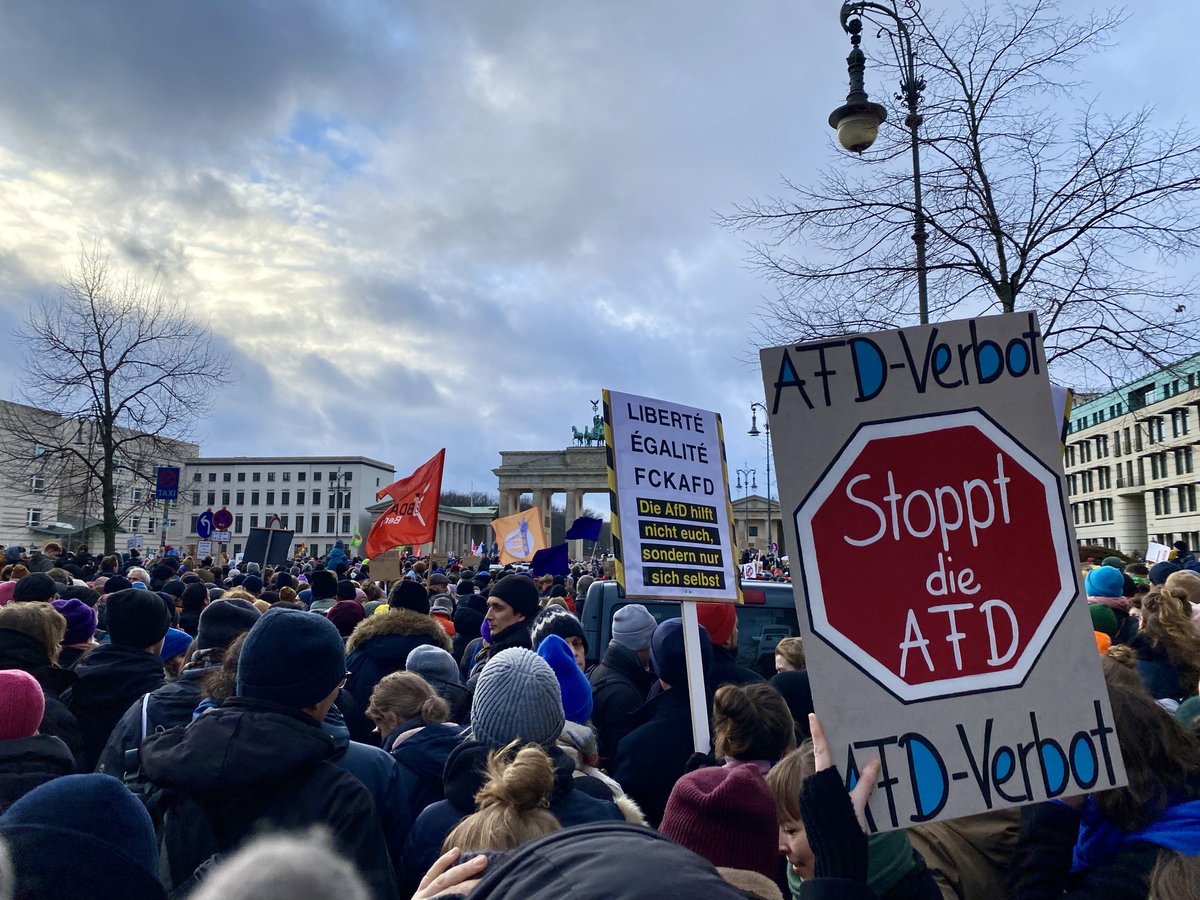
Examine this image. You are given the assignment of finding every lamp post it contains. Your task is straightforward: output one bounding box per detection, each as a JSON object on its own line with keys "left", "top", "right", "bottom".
{"left": 329, "top": 467, "right": 348, "bottom": 546}
{"left": 748, "top": 403, "right": 774, "bottom": 555}
{"left": 735, "top": 466, "right": 756, "bottom": 550}
{"left": 828, "top": 1, "right": 930, "bottom": 325}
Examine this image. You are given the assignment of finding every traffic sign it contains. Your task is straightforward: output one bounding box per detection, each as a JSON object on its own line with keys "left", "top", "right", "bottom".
{"left": 213, "top": 508, "right": 233, "bottom": 531}
{"left": 155, "top": 467, "right": 180, "bottom": 501}
{"left": 797, "top": 411, "right": 1074, "bottom": 702}
{"left": 196, "top": 510, "right": 214, "bottom": 539}
{"left": 211, "top": 531, "right": 231, "bottom": 543}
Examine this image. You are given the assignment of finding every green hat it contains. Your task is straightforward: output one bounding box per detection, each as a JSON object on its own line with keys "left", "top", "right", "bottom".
{"left": 1089, "top": 603, "right": 1119, "bottom": 639}
{"left": 1102, "top": 556, "right": 1125, "bottom": 569}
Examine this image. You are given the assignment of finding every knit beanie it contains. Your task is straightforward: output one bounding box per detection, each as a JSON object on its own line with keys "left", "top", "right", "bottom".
{"left": 242, "top": 575, "right": 264, "bottom": 596}
{"left": 0, "top": 581, "right": 14, "bottom": 607}
{"left": 660, "top": 764, "right": 779, "bottom": 879}
{"left": 1085, "top": 566, "right": 1124, "bottom": 599}
{"left": 1089, "top": 603, "right": 1119, "bottom": 638}
{"left": 694, "top": 602, "right": 737, "bottom": 647}
{"left": 406, "top": 644, "right": 462, "bottom": 687}
{"left": 472, "top": 648, "right": 565, "bottom": 749}
{"left": 389, "top": 580, "right": 431, "bottom": 616}
{"left": 1150, "top": 561, "right": 1182, "bottom": 586}
{"left": 336, "top": 580, "right": 358, "bottom": 602}
{"left": 530, "top": 605, "right": 587, "bottom": 654}
{"left": 488, "top": 574, "right": 541, "bottom": 620}
{"left": 0, "top": 774, "right": 164, "bottom": 900}
{"left": 1101, "top": 556, "right": 1124, "bottom": 570}
{"left": 101, "top": 575, "right": 132, "bottom": 594}
{"left": 51, "top": 598, "right": 97, "bottom": 645}
{"left": 161, "top": 579, "right": 186, "bottom": 600}
{"left": 612, "top": 604, "right": 657, "bottom": 651}
{"left": 456, "top": 580, "right": 476, "bottom": 597}
{"left": 651, "top": 618, "right": 712, "bottom": 688}
{"left": 537, "top": 634, "right": 593, "bottom": 724}
{"left": 0, "top": 669, "right": 44, "bottom": 740}
{"left": 237, "top": 608, "right": 346, "bottom": 710}
{"left": 197, "top": 598, "right": 261, "bottom": 652}
{"left": 309, "top": 569, "right": 338, "bottom": 600}
{"left": 160, "top": 627, "right": 193, "bottom": 661}
{"left": 12, "top": 573, "right": 57, "bottom": 604}
{"left": 326, "top": 600, "right": 366, "bottom": 638}
{"left": 105, "top": 589, "right": 172, "bottom": 649}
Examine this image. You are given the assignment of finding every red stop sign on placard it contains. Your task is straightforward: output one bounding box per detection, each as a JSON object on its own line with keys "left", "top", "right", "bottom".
{"left": 796, "top": 409, "right": 1076, "bottom": 702}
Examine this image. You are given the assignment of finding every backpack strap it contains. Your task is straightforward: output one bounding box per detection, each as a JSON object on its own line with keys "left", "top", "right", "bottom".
{"left": 122, "top": 693, "right": 152, "bottom": 786}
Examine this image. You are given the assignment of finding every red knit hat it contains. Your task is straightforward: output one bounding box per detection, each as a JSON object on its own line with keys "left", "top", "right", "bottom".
{"left": 695, "top": 602, "right": 737, "bottom": 647}
{"left": 659, "top": 763, "right": 779, "bottom": 878}
{"left": 0, "top": 669, "right": 45, "bottom": 740}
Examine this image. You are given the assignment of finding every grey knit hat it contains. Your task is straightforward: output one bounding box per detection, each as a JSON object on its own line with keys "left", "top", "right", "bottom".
{"left": 406, "top": 644, "right": 461, "bottom": 687}
{"left": 530, "top": 605, "right": 587, "bottom": 654}
{"left": 612, "top": 604, "right": 657, "bottom": 652}
{"left": 471, "top": 648, "right": 565, "bottom": 749}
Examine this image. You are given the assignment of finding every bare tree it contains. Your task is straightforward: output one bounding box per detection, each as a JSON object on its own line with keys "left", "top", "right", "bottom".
{"left": 725, "top": 0, "right": 1200, "bottom": 388}
{"left": 0, "top": 246, "right": 233, "bottom": 554}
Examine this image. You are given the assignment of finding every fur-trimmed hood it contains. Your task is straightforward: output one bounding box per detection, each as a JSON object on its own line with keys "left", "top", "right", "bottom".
{"left": 345, "top": 607, "right": 452, "bottom": 655}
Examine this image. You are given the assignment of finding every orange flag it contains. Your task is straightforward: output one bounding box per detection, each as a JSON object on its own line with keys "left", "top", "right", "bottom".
{"left": 365, "top": 450, "right": 445, "bottom": 558}
{"left": 490, "top": 507, "right": 547, "bottom": 564}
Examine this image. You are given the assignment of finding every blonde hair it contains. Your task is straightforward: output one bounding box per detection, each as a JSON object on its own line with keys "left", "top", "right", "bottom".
{"left": 4, "top": 565, "right": 29, "bottom": 581}
{"left": 766, "top": 743, "right": 817, "bottom": 823}
{"left": 1140, "top": 590, "right": 1200, "bottom": 696}
{"left": 775, "top": 637, "right": 805, "bottom": 670}
{"left": 1106, "top": 644, "right": 1137, "bottom": 669}
{"left": 278, "top": 586, "right": 299, "bottom": 605}
{"left": 221, "top": 588, "right": 258, "bottom": 604}
{"left": 443, "top": 743, "right": 561, "bottom": 853}
{"left": 712, "top": 682, "right": 795, "bottom": 762}
{"left": 1151, "top": 850, "right": 1200, "bottom": 900}
{"left": 366, "top": 671, "right": 449, "bottom": 727}
{"left": 1165, "top": 570, "right": 1200, "bottom": 606}
{"left": 0, "top": 602, "right": 67, "bottom": 665}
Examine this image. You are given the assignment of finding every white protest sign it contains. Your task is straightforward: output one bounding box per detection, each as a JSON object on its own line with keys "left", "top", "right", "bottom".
{"left": 602, "top": 389, "right": 740, "bottom": 602}
{"left": 761, "top": 312, "right": 1125, "bottom": 830}
{"left": 1146, "top": 541, "right": 1171, "bottom": 564}
{"left": 195, "top": 540, "right": 212, "bottom": 557}
{"left": 125, "top": 535, "right": 144, "bottom": 551}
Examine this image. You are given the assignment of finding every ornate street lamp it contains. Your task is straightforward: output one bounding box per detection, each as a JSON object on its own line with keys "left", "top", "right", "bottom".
{"left": 748, "top": 404, "right": 774, "bottom": 555}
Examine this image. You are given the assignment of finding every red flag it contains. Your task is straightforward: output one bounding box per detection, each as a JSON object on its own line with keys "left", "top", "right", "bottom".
{"left": 364, "top": 450, "right": 445, "bottom": 558}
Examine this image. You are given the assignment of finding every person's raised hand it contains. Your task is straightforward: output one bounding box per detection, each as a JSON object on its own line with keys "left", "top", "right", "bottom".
{"left": 412, "top": 847, "right": 488, "bottom": 899}
{"left": 809, "top": 712, "right": 881, "bottom": 833}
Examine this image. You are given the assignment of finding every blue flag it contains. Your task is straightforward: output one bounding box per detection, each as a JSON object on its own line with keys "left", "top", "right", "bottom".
{"left": 564, "top": 515, "right": 602, "bottom": 542}
{"left": 531, "top": 543, "right": 570, "bottom": 577}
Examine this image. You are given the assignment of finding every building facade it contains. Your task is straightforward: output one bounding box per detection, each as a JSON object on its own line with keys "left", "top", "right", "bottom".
{"left": 1065, "top": 354, "right": 1200, "bottom": 555}
{"left": 180, "top": 456, "right": 395, "bottom": 558}
{"left": 731, "top": 494, "right": 785, "bottom": 555}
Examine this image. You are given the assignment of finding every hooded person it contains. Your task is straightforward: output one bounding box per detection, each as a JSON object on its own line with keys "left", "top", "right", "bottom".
{"left": 138, "top": 608, "right": 399, "bottom": 899}
{"left": 612, "top": 617, "right": 714, "bottom": 827}
{"left": 452, "top": 587, "right": 486, "bottom": 676}
{"left": 404, "top": 644, "right": 472, "bottom": 724}
{"left": 398, "top": 647, "right": 625, "bottom": 896}
{"left": 342, "top": 580, "right": 453, "bottom": 743}
{"left": 0, "top": 773, "right": 167, "bottom": 900}
{"left": 466, "top": 573, "right": 541, "bottom": 680}
{"left": 63, "top": 589, "right": 170, "bottom": 772}
{"left": 95, "top": 598, "right": 262, "bottom": 778}
{"left": 0, "top": 669, "right": 75, "bottom": 813}
{"left": 589, "top": 603, "right": 658, "bottom": 768}
{"left": 325, "top": 540, "right": 350, "bottom": 573}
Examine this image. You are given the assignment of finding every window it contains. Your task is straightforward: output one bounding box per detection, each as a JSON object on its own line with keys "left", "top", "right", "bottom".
{"left": 311, "top": 514, "right": 321, "bottom": 533}
{"left": 30, "top": 475, "right": 44, "bottom": 494}
{"left": 282, "top": 472, "right": 291, "bottom": 482}
{"left": 193, "top": 472, "right": 202, "bottom": 483}
{"left": 191, "top": 515, "right": 199, "bottom": 533}
{"left": 344, "top": 472, "right": 352, "bottom": 483}
{"left": 206, "top": 491, "right": 216, "bottom": 506}
{"left": 237, "top": 472, "right": 246, "bottom": 482}
{"left": 298, "top": 472, "right": 307, "bottom": 482}
{"left": 281, "top": 515, "right": 290, "bottom": 528}
{"left": 148, "top": 519, "right": 156, "bottom": 534}
{"left": 132, "top": 488, "right": 143, "bottom": 502}
{"left": 191, "top": 491, "right": 200, "bottom": 505}
{"left": 236, "top": 491, "right": 244, "bottom": 505}
{"left": 25, "top": 508, "right": 41, "bottom": 527}
{"left": 266, "top": 491, "right": 275, "bottom": 505}
{"left": 252, "top": 472, "right": 261, "bottom": 482}
{"left": 131, "top": 516, "right": 141, "bottom": 531}
{"left": 221, "top": 491, "right": 230, "bottom": 505}
{"left": 235, "top": 514, "right": 244, "bottom": 532}
{"left": 328, "top": 493, "right": 336, "bottom": 510}
{"left": 113, "top": 486, "right": 123, "bottom": 501}
{"left": 251, "top": 491, "right": 260, "bottom": 505}
{"left": 312, "top": 491, "right": 321, "bottom": 505}
{"left": 313, "top": 472, "right": 322, "bottom": 483}
{"left": 341, "top": 514, "right": 350, "bottom": 534}
{"left": 748, "top": 525, "right": 759, "bottom": 537}
{"left": 267, "top": 472, "right": 276, "bottom": 482}
{"left": 250, "top": 515, "right": 259, "bottom": 528}
{"left": 208, "top": 472, "right": 216, "bottom": 482}
{"left": 281, "top": 491, "right": 290, "bottom": 505}
{"left": 223, "top": 472, "right": 232, "bottom": 482}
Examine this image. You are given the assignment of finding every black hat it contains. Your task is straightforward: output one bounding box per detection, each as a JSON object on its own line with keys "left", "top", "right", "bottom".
{"left": 308, "top": 569, "right": 338, "bottom": 599}
{"left": 489, "top": 574, "right": 540, "bottom": 619}
{"left": 237, "top": 608, "right": 345, "bottom": 709}
{"left": 160, "top": 579, "right": 186, "bottom": 600}
{"left": 196, "top": 598, "right": 262, "bottom": 652}
{"left": 12, "top": 573, "right": 58, "bottom": 603}
{"left": 389, "top": 580, "right": 430, "bottom": 615}
{"left": 101, "top": 575, "right": 132, "bottom": 594}
{"left": 105, "top": 589, "right": 172, "bottom": 649}
{"left": 336, "top": 579, "right": 358, "bottom": 601}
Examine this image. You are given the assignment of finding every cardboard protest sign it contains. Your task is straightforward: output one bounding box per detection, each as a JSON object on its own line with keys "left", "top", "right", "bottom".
{"left": 1146, "top": 541, "right": 1171, "bottom": 564}
{"left": 370, "top": 549, "right": 403, "bottom": 582}
{"left": 761, "top": 312, "right": 1125, "bottom": 830}
{"left": 603, "top": 389, "right": 740, "bottom": 602}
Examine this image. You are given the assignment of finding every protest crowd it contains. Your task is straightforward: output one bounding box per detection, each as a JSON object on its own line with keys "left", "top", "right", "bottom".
{"left": 0, "top": 535, "right": 1198, "bottom": 900}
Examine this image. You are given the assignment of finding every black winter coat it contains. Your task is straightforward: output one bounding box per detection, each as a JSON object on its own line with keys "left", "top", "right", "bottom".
{"left": 588, "top": 642, "right": 654, "bottom": 769}
{"left": 95, "top": 664, "right": 215, "bottom": 777}
{"left": 1128, "top": 633, "right": 1191, "bottom": 701}
{"left": 466, "top": 618, "right": 533, "bottom": 681}
{"left": 1009, "top": 802, "right": 1157, "bottom": 899}
{"left": 707, "top": 645, "right": 765, "bottom": 690}
{"left": 343, "top": 609, "right": 454, "bottom": 742}
{"left": 140, "top": 696, "right": 399, "bottom": 899}
{"left": 0, "top": 628, "right": 82, "bottom": 766}
{"left": 385, "top": 721, "right": 465, "bottom": 848}
{"left": 63, "top": 643, "right": 165, "bottom": 772}
{"left": 611, "top": 686, "right": 701, "bottom": 827}
{"left": 0, "top": 734, "right": 75, "bottom": 813}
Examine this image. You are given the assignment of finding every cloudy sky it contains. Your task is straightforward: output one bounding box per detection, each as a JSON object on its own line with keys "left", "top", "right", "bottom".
{"left": 0, "top": 0, "right": 1193, "bottom": 500}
